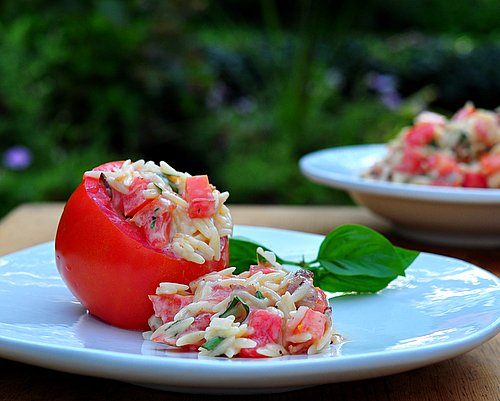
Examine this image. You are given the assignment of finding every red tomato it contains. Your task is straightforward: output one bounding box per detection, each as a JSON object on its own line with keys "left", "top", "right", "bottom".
{"left": 480, "top": 153, "right": 500, "bottom": 175}
{"left": 149, "top": 293, "right": 194, "bottom": 323}
{"left": 249, "top": 265, "right": 278, "bottom": 275}
{"left": 284, "top": 308, "right": 328, "bottom": 353}
{"left": 462, "top": 171, "right": 488, "bottom": 188}
{"left": 395, "top": 147, "right": 426, "bottom": 174}
{"left": 131, "top": 196, "right": 175, "bottom": 249}
{"left": 426, "top": 153, "right": 460, "bottom": 176}
{"left": 452, "top": 102, "right": 476, "bottom": 121}
{"left": 185, "top": 175, "right": 216, "bottom": 218}
{"left": 238, "top": 309, "right": 283, "bottom": 358}
{"left": 295, "top": 287, "right": 328, "bottom": 314}
{"left": 55, "top": 161, "right": 229, "bottom": 330}
{"left": 151, "top": 312, "right": 212, "bottom": 350}
{"left": 425, "top": 153, "right": 463, "bottom": 186}
{"left": 404, "top": 123, "right": 437, "bottom": 147}
{"left": 121, "top": 177, "right": 152, "bottom": 217}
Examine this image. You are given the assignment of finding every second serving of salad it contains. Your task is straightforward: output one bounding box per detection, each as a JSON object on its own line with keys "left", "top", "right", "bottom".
{"left": 364, "top": 103, "right": 500, "bottom": 188}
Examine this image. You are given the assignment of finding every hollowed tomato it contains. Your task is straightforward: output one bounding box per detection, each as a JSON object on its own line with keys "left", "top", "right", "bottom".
{"left": 55, "top": 161, "right": 229, "bottom": 330}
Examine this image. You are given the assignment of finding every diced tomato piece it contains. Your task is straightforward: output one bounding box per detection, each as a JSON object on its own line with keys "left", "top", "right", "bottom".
{"left": 122, "top": 177, "right": 152, "bottom": 217}
{"left": 249, "top": 265, "right": 278, "bottom": 276}
{"left": 310, "top": 288, "right": 329, "bottom": 313}
{"left": 131, "top": 197, "right": 175, "bottom": 249}
{"left": 206, "top": 284, "right": 233, "bottom": 303}
{"left": 149, "top": 293, "right": 194, "bottom": 323}
{"left": 395, "top": 147, "right": 426, "bottom": 174}
{"left": 185, "top": 175, "right": 216, "bottom": 219}
{"left": 404, "top": 123, "right": 437, "bottom": 147}
{"left": 291, "top": 287, "right": 329, "bottom": 313}
{"left": 415, "top": 111, "right": 447, "bottom": 126}
{"left": 462, "top": 171, "right": 488, "bottom": 188}
{"left": 284, "top": 307, "right": 328, "bottom": 354}
{"left": 472, "top": 112, "right": 500, "bottom": 147}
{"left": 480, "top": 154, "right": 500, "bottom": 175}
{"left": 152, "top": 312, "right": 213, "bottom": 350}
{"left": 425, "top": 154, "right": 462, "bottom": 186}
{"left": 426, "top": 153, "right": 460, "bottom": 176}
{"left": 238, "top": 309, "right": 283, "bottom": 358}
{"left": 452, "top": 102, "right": 476, "bottom": 121}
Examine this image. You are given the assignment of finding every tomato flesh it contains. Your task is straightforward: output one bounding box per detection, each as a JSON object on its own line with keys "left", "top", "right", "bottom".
{"left": 185, "top": 175, "right": 216, "bottom": 219}
{"left": 55, "top": 161, "right": 229, "bottom": 330}
{"left": 284, "top": 308, "right": 328, "bottom": 353}
{"left": 121, "top": 177, "right": 152, "bottom": 217}
{"left": 404, "top": 123, "right": 436, "bottom": 147}
{"left": 238, "top": 309, "right": 283, "bottom": 358}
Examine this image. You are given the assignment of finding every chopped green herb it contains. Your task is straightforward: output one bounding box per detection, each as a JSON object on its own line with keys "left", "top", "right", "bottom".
{"left": 150, "top": 208, "right": 160, "bottom": 229}
{"left": 255, "top": 290, "right": 265, "bottom": 299}
{"left": 201, "top": 336, "right": 225, "bottom": 351}
{"left": 220, "top": 296, "right": 250, "bottom": 321}
{"left": 160, "top": 174, "right": 180, "bottom": 194}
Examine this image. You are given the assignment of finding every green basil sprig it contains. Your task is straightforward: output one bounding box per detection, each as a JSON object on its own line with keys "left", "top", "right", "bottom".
{"left": 229, "top": 224, "right": 419, "bottom": 293}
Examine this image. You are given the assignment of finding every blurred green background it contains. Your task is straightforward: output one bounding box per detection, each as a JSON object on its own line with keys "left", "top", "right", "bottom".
{"left": 1, "top": 0, "right": 500, "bottom": 217}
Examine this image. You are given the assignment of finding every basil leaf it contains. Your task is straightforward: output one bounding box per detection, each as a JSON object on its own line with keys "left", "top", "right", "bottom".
{"left": 308, "top": 266, "right": 395, "bottom": 293}
{"left": 395, "top": 246, "right": 420, "bottom": 268}
{"left": 219, "top": 296, "right": 250, "bottom": 321}
{"left": 315, "top": 224, "right": 418, "bottom": 292}
{"left": 201, "top": 336, "right": 225, "bottom": 351}
{"left": 228, "top": 224, "right": 419, "bottom": 294}
{"left": 229, "top": 237, "right": 285, "bottom": 273}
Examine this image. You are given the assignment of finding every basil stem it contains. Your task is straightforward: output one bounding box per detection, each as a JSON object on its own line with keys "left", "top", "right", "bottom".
{"left": 229, "top": 224, "right": 419, "bottom": 293}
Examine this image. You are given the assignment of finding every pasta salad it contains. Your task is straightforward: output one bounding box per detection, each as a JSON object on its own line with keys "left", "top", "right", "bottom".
{"left": 364, "top": 103, "right": 500, "bottom": 188}
{"left": 144, "top": 248, "right": 338, "bottom": 358}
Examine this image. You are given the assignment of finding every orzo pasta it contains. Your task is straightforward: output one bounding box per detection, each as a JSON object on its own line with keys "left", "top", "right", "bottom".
{"left": 85, "top": 159, "right": 232, "bottom": 264}
{"left": 364, "top": 103, "right": 500, "bottom": 188}
{"left": 144, "top": 248, "right": 339, "bottom": 358}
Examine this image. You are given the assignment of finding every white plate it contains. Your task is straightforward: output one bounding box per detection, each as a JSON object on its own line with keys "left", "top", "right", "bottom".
{"left": 299, "top": 145, "right": 500, "bottom": 246}
{"left": 0, "top": 226, "right": 499, "bottom": 394}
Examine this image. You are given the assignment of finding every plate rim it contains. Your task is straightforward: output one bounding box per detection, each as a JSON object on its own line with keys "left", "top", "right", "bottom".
{"left": 0, "top": 227, "right": 499, "bottom": 393}
{"left": 299, "top": 144, "right": 500, "bottom": 204}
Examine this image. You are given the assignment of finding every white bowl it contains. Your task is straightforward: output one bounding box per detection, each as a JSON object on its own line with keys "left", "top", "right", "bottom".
{"left": 299, "top": 144, "right": 500, "bottom": 246}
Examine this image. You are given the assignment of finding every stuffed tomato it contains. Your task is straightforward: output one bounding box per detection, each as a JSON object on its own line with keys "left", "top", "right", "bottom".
{"left": 55, "top": 160, "right": 232, "bottom": 330}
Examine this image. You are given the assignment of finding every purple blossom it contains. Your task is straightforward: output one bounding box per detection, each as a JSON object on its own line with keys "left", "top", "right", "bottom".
{"left": 367, "top": 73, "right": 397, "bottom": 94}
{"left": 206, "top": 83, "right": 228, "bottom": 110}
{"left": 380, "top": 92, "right": 403, "bottom": 110}
{"left": 2, "top": 145, "right": 33, "bottom": 170}
{"left": 366, "top": 72, "right": 403, "bottom": 110}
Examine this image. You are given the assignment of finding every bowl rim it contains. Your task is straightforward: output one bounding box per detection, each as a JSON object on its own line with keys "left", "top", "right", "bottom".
{"left": 299, "top": 144, "right": 500, "bottom": 205}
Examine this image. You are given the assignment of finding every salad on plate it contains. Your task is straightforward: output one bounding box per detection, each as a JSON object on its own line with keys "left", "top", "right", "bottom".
{"left": 364, "top": 102, "right": 500, "bottom": 188}
{"left": 55, "top": 159, "right": 418, "bottom": 358}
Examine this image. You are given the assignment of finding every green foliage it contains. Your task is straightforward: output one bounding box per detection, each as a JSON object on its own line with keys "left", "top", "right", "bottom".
{"left": 1, "top": 1, "right": 500, "bottom": 217}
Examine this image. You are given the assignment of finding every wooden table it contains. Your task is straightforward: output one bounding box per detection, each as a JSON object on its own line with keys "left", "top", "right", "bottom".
{"left": 0, "top": 203, "right": 498, "bottom": 400}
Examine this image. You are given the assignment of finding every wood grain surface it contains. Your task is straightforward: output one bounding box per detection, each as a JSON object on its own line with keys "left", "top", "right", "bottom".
{"left": 0, "top": 203, "right": 498, "bottom": 401}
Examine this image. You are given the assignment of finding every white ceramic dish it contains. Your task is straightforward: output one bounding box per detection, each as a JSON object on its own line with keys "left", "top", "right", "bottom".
{"left": 0, "top": 226, "right": 499, "bottom": 394}
{"left": 299, "top": 144, "right": 500, "bottom": 246}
